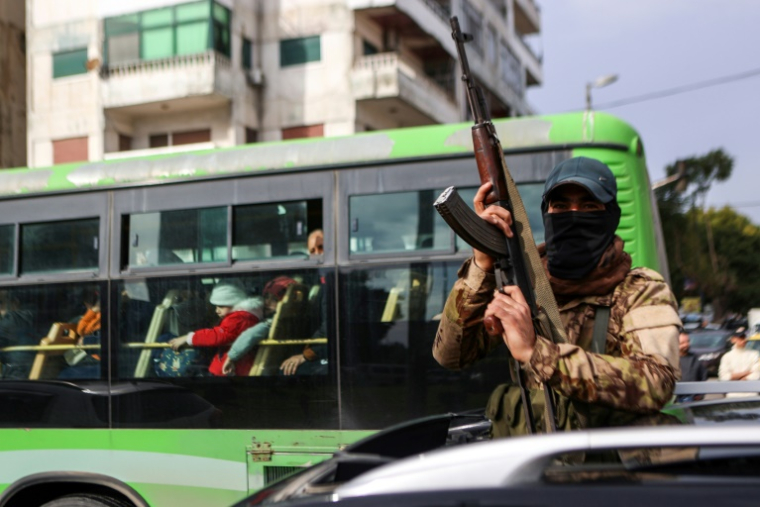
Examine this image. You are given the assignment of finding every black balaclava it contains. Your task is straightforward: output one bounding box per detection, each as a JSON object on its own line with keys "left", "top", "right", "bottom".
{"left": 542, "top": 201, "right": 621, "bottom": 279}
{"left": 540, "top": 157, "right": 621, "bottom": 280}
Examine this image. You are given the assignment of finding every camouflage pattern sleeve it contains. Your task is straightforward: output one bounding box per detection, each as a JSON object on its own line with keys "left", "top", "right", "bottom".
{"left": 526, "top": 270, "right": 681, "bottom": 413}
{"left": 433, "top": 258, "right": 502, "bottom": 370}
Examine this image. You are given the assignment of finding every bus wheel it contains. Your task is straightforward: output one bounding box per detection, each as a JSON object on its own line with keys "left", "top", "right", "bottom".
{"left": 41, "top": 493, "right": 132, "bottom": 507}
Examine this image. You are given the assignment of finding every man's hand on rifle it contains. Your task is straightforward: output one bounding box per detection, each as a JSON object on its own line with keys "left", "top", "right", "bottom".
{"left": 472, "top": 182, "right": 514, "bottom": 272}
{"left": 485, "top": 285, "right": 536, "bottom": 363}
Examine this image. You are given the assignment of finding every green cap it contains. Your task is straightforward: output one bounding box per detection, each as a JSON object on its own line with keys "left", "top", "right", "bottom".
{"left": 543, "top": 157, "right": 617, "bottom": 204}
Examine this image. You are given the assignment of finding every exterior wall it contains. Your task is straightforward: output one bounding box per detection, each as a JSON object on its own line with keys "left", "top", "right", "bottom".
{"left": 26, "top": 0, "right": 101, "bottom": 168}
{"left": 258, "top": 0, "right": 356, "bottom": 141}
{"left": 25, "top": 0, "right": 542, "bottom": 167}
{"left": 0, "top": 0, "right": 27, "bottom": 168}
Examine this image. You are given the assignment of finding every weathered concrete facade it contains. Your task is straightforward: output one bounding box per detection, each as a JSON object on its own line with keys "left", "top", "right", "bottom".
{"left": 0, "top": 0, "right": 27, "bottom": 168}
{"left": 26, "top": 0, "right": 542, "bottom": 167}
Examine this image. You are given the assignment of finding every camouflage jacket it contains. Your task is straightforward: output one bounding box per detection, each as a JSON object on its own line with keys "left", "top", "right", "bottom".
{"left": 433, "top": 258, "right": 682, "bottom": 425}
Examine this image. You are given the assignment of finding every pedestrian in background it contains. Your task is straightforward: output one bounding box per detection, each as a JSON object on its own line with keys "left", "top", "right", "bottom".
{"left": 676, "top": 329, "right": 707, "bottom": 402}
{"left": 718, "top": 327, "right": 760, "bottom": 398}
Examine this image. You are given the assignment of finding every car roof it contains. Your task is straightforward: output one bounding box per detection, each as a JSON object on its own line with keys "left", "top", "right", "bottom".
{"left": 334, "top": 424, "right": 760, "bottom": 499}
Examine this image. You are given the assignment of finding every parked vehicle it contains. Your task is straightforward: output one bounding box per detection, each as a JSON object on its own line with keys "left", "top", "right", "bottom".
{"left": 233, "top": 411, "right": 491, "bottom": 506}
{"left": 681, "top": 313, "right": 705, "bottom": 331}
{"left": 688, "top": 329, "right": 734, "bottom": 375}
{"left": 746, "top": 334, "right": 760, "bottom": 353}
{"left": 747, "top": 308, "right": 760, "bottom": 335}
{"left": 233, "top": 382, "right": 760, "bottom": 507}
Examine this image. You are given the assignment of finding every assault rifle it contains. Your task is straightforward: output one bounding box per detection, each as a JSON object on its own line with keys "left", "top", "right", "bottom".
{"left": 434, "top": 16, "right": 558, "bottom": 434}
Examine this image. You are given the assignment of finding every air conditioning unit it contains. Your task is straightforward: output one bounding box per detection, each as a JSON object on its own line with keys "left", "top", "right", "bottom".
{"left": 247, "top": 68, "right": 264, "bottom": 87}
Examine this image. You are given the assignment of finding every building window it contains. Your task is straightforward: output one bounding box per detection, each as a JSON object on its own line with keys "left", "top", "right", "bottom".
{"left": 362, "top": 40, "right": 378, "bottom": 56}
{"left": 463, "top": 1, "right": 483, "bottom": 54}
{"left": 53, "top": 49, "right": 88, "bottom": 78}
{"left": 499, "top": 40, "right": 524, "bottom": 95}
{"left": 53, "top": 137, "right": 88, "bottom": 164}
{"left": 149, "top": 129, "right": 211, "bottom": 148}
{"left": 245, "top": 127, "right": 257, "bottom": 144}
{"left": 242, "top": 38, "right": 252, "bottom": 70}
{"left": 173, "top": 129, "right": 211, "bottom": 145}
{"left": 103, "top": 1, "right": 231, "bottom": 67}
{"left": 485, "top": 25, "right": 497, "bottom": 65}
{"left": 282, "top": 125, "right": 324, "bottom": 140}
{"left": 149, "top": 134, "right": 169, "bottom": 148}
{"left": 280, "top": 36, "right": 321, "bottom": 67}
{"left": 118, "top": 134, "right": 132, "bottom": 152}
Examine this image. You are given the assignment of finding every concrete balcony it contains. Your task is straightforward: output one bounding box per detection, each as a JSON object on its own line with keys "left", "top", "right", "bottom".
{"left": 101, "top": 51, "right": 234, "bottom": 110}
{"left": 351, "top": 52, "right": 459, "bottom": 125}
{"left": 349, "top": 0, "right": 453, "bottom": 59}
{"left": 514, "top": 0, "right": 540, "bottom": 35}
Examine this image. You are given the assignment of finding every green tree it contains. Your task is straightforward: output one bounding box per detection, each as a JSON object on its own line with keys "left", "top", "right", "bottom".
{"left": 654, "top": 149, "right": 756, "bottom": 318}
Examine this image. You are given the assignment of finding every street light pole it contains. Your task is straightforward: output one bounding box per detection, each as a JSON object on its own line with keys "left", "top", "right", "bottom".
{"left": 585, "top": 74, "right": 619, "bottom": 111}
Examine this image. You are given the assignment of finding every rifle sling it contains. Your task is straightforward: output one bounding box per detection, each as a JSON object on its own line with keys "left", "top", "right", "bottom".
{"left": 592, "top": 306, "right": 611, "bottom": 354}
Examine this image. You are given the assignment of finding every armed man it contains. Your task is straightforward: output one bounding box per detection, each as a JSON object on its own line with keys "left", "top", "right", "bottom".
{"left": 433, "top": 156, "right": 682, "bottom": 434}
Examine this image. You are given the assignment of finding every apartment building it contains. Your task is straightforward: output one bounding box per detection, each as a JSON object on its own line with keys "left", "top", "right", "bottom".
{"left": 0, "top": 0, "right": 27, "bottom": 168}
{"left": 26, "top": 0, "right": 541, "bottom": 167}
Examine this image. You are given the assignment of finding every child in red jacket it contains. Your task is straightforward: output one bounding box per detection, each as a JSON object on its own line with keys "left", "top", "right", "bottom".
{"left": 169, "top": 284, "right": 262, "bottom": 376}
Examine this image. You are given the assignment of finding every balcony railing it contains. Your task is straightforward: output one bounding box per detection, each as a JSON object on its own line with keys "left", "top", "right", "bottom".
{"left": 422, "top": 0, "right": 451, "bottom": 22}
{"left": 103, "top": 50, "right": 231, "bottom": 78}
{"left": 101, "top": 51, "right": 233, "bottom": 109}
{"left": 352, "top": 52, "right": 458, "bottom": 124}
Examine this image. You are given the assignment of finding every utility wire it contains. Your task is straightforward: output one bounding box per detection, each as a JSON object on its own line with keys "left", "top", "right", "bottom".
{"left": 592, "top": 66, "right": 760, "bottom": 110}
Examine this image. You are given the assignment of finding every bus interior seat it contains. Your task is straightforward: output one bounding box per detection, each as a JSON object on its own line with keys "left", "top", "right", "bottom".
{"left": 29, "top": 322, "right": 79, "bottom": 380}
{"left": 269, "top": 283, "right": 310, "bottom": 341}
{"left": 308, "top": 283, "right": 321, "bottom": 302}
{"left": 133, "top": 289, "right": 180, "bottom": 378}
{"left": 249, "top": 283, "right": 310, "bottom": 376}
{"left": 380, "top": 272, "right": 429, "bottom": 323}
{"left": 381, "top": 287, "right": 404, "bottom": 323}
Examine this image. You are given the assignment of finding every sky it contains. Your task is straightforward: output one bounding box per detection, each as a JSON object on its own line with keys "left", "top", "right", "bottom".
{"left": 526, "top": 0, "right": 760, "bottom": 224}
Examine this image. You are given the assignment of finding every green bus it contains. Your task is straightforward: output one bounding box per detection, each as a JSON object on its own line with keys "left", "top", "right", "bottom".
{"left": 0, "top": 112, "right": 666, "bottom": 507}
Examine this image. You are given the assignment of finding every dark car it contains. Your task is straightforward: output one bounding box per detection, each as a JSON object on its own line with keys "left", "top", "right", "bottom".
{"left": 235, "top": 396, "right": 760, "bottom": 507}
{"left": 233, "top": 382, "right": 760, "bottom": 507}
{"left": 233, "top": 411, "right": 491, "bottom": 506}
{"left": 688, "top": 329, "right": 733, "bottom": 376}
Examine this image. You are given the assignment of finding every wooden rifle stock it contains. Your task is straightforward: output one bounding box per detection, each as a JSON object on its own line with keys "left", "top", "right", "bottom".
{"left": 472, "top": 124, "right": 509, "bottom": 206}
{"left": 447, "top": 15, "right": 550, "bottom": 434}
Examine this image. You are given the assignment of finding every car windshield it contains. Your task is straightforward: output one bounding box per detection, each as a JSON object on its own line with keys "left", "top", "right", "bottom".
{"left": 689, "top": 332, "right": 729, "bottom": 348}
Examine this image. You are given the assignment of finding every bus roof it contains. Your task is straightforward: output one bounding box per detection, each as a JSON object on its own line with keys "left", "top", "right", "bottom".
{"left": 1, "top": 112, "right": 640, "bottom": 199}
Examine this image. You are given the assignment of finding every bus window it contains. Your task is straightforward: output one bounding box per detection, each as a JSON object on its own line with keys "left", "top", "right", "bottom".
{"left": 349, "top": 190, "right": 451, "bottom": 255}
{"left": 118, "top": 271, "right": 328, "bottom": 380}
{"left": 114, "top": 269, "right": 335, "bottom": 429}
{"left": 20, "top": 218, "right": 99, "bottom": 274}
{"left": 0, "top": 283, "right": 104, "bottom": 382}
{"left": 339, "top": 262, "right": 506, "bottom": 429}
{"left": 0, "top": 225, "right": 13, "bottom": 275}
{"left": 125, "top": 207, "right": 227, "bottom": 267}
{"left": 233, "top": 199, "right": 321, "bottom": 261}
{"left": 455, "top": 183, "right": 546, "bottom": 251}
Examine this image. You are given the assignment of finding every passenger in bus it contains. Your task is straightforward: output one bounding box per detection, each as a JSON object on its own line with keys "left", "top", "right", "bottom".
{"left": 279, "top": 235, "right": 329, "bottom": 376}
{"left": 169, "top": 284, "right": 263, "bottom": 376}
{"left": 0, "top": 289, "right": 36, "bottom": 379}
{"left": 58, "top": 288, "right": 102, "bottom": 379}
{"left": 434, "top": 157, "right": 681, "bottom": 435}
{"left": 221, "top": 276, "right": 298, "bottom": 376}
{"left": 308, "top": 229, "right": 324, "bottom": 257}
